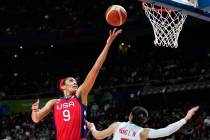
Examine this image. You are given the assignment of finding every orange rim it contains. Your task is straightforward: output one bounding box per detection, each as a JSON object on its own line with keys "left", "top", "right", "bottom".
{"left": 142, "top": 2, "right": 176, "bottom": 12}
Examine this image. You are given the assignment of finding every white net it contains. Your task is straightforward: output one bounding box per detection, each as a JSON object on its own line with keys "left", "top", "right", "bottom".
{"left": 143, "top": 2, "right": 187, "bottom": 48}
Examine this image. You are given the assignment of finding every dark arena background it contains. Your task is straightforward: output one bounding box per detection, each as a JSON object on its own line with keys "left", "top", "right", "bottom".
{"left": 0, "top": 0, "right": 210, "bottom": 139}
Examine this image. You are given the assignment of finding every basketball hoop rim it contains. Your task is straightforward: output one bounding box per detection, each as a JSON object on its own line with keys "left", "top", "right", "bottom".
{"left": 142, "top": 2, "right": 176, "bottom": 12}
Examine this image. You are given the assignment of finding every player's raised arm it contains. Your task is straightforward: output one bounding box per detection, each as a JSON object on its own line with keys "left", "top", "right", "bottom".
{"left": 144, "top": 106, "right": 199, "bottom": 139}
{"left": 76, "top": 28, "right": 122, "bottom": 105}
{"left": 31, "top": 99, "right": 56, "bottom": 123}
{"left": 87, "top": 121, "right": 120, "bottom": 140}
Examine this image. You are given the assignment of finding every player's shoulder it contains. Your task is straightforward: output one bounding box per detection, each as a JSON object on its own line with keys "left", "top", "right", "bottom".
{"left": 112, "top": 121, "right": 121, "bottom": 125}
{"left": 49, "top": 98, "right": 59, "bottom": 101}
{"left": 48, "top": 98, "right": 60, "bottom": 105}
{"left": 116, "top": 121, "right": 128, "bottom": 126}
{"left": 110, "top": 122, "right": 121, "bottom": 130}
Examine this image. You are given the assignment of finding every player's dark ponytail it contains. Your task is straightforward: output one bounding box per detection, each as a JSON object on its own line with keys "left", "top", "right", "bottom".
{"left": 131, "top": 106, "right": 148, "bottom": 126}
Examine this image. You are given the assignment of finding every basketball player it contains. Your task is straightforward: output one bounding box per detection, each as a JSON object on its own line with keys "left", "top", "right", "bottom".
{"left": 87, "top": 106, "right": 199, "bottom": 140}
{"left": 31, "top": 28, "right": 122, "bottom": 140}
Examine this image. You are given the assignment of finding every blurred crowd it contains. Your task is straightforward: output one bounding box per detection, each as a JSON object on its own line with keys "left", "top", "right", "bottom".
{"left": 0, "top": 44, "right": 210, "bottom": 99}
{"left": 0, "top": 112, "right": 55, "bottom": 140}
{"left": 0, "top": 0, "right": 141, "bottom": 35}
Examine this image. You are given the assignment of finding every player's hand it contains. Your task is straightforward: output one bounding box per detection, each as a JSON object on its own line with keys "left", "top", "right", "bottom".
{"left": 184, "top": 106, "right": 199, "bottom": 121}
{"left": 86, "top": 121, "right": 96, "bottom": 131}
{"left": 31, "top": 99, "right": 40, "bottom": 112}
{"left": 106, "top": 28, "right": 122, "bottom": 46}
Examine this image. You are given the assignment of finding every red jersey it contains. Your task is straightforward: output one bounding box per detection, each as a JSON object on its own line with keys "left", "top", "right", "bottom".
{"left": 54, "top": 96, "right": 87, "bottom": 140}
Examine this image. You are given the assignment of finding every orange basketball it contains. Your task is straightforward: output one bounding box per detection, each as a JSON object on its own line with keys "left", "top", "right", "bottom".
{"left": 105, "top": 5, "right": 127, "bottom": 27}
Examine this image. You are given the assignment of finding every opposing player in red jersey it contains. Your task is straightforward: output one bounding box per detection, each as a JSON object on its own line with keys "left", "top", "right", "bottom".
{"left": 31, "top": 28, "right": 122, "bottom": 140}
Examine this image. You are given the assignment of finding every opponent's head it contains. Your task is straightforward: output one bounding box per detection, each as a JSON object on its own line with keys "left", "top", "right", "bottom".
{"left": 129, "top": 106, "right": 148, "bottom": 126}
{"left": 59, "top": 77, "right": 78, "bottom": 97}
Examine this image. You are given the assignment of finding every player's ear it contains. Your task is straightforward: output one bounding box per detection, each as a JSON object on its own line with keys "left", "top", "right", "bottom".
{"left": 143, "top": 117, "right": 149, "bottom": 124}
{"left": 129, "top": 113, "right": 133, "bottom": 121}
{"left": 59, "top": 79, "right": 65, "bottom": 91}
{"left": 60, "top": 85, "right": 65, "bottom": 90}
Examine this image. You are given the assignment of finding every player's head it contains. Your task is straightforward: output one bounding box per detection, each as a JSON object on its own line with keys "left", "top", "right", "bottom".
{"left": 129, "top": 106, "right": 148, "bottom": 126}
{"left": 59, "top": 77, "right": 78, "bottom": 97}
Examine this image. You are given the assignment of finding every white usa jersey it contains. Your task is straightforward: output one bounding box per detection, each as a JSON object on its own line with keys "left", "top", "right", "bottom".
{"left": 113, "top": 122, "right": 143, "bottom": 140}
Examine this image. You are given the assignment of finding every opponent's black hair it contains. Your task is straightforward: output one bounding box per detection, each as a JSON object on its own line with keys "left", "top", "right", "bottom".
{"left": 130, "top": 106, "right": 148, "bottom": 126}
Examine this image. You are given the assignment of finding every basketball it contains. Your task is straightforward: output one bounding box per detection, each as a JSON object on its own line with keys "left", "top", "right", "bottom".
{"left": 105, "top": 5, "right": 127, "bottom": 27}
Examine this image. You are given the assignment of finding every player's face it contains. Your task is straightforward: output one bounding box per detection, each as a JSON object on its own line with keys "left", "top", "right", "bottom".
{"left": 64, "top": 77, "right": 78, "bottom": 94}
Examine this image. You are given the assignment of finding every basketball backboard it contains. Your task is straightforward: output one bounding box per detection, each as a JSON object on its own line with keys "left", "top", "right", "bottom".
{"left": 139, "top": 0, "right": 210, "bottom": 21}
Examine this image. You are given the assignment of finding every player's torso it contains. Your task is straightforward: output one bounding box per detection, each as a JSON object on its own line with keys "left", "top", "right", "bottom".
{"left": 113, "top": 122, "right": 143, "bottom": 140}
{"left": 54, "top": 96, "right": 87, "bottom": 140}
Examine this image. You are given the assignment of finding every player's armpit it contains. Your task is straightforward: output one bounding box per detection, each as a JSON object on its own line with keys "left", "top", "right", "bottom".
{"left": 140, "top": 128, "right": 149, "bottom": 140}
